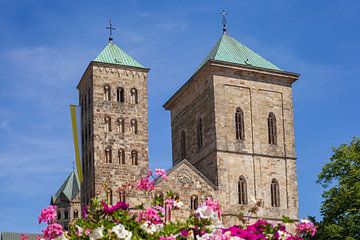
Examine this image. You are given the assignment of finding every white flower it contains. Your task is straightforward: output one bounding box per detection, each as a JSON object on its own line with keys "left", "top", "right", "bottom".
{"left": 89, "top": 226, "right": 104, "bottom": 240}
{"left": 174, "top": 201, "right": 184, "bottom": 209}
{"left": 141, "top": 222, "right": 163, "bottom": 235}
{"left": 76, "top": 225, "right": 83, "bottom": 235}
{"left": 56, "top": 233, "right": 68, "bottom": 240}
{"left": 196, "top": 205, "right": 214, "bottom": 219}
{"left": 300, "top": 218, "right": 312, "bottom": 224}
{"left": 112, "top": 224, "right": 132, "bottom": 240}
{"left": 277, "top": 230, "right": 291, "bottom": 240}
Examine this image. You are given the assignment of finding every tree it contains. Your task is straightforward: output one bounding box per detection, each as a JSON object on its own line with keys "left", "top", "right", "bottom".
{"left": 316, "top": 137, "right": 360, "bottom": 239}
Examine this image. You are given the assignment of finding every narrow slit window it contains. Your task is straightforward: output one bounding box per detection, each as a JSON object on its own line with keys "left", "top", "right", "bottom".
{"left": 104, "top": 116, "right": 111, "bottom": 132}
{"left": 131, "top": 150, "right": 138, "bottom": 166}
{"left": 190, "top": 195, "right": 198, "bottom": 210}
{"left": 238, "top": 176, "right": 248, "bottom": 204}
{"left": 104, "top": 85, "right": 111, "bottom": 101}
{"left": 118, "top": 148, "right": 125, "bottom": 164}
{"left": 130, "top": 88, "right": 138, "bottom": 104}
{"left": 235, "top": 107, "right": 245, "bottom": 140}
{"left": 268, "top": 113, "right": 277, "bottom": 145}
{"left": 117, "top": 87, "right": 124, "bottom": 103}
{"left": 131, "top": 119, "right": 138, "bottom": 134}
{"left": 105, "top": 147, "right": 112, "bottom": 163}
{"left": 271, "top": 178, "right": 280, "bottom": 207}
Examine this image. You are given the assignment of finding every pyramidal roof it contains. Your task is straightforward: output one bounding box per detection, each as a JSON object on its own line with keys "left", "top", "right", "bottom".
{"left": 94, "top": 41, "right": 145, "bottom": 68}
{"left": 199, "top": 33, "right": 280, "bottom": 71}
{"left": 52, "top": 170, "right": 80, "bottom": 203}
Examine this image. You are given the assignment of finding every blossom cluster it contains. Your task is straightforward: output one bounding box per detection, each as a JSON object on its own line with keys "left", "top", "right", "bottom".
{"left": 33, "top": 168, "right": 316, "bottom": 240}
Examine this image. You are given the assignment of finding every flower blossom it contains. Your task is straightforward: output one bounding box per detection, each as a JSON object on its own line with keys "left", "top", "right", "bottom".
{"left": 137, "top": 176, "right": 155, "bottom": 191}
{"left": 101, "top": 200, "right": 129, "bottom": 214}
{"left": 38, "top": 205, "right": 57, "bottom": 224}
{"left": 159, "top": 235, "right": 176, "bottom": 240}
{"left": 296, "top": 219, "right": 316, "bottom": 237}
{"left": 89, "top": 226, "right": 104, "bottom": 240}
{"left": 112, "top": 224, "right": 133, "bottom": 240}
{"left": 20, "top": 234, "right": 29, "bottom": 240}
{"left": 155, "top": 168, "right": 168, "bottom": 180}
{"left": 42, "top": 223, "right": 63, "bottom": 239}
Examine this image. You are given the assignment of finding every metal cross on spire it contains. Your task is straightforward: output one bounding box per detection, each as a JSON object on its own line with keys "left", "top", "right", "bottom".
{"left": 221, "top": 10, "right": 227, "bottom": 34}
{"left": 106, "top": 19, "right": 116, "bottom": 42}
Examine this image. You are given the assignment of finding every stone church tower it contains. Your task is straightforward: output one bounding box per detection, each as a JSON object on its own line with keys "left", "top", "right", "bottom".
{"left": 164, "top": 32, "right": 300, "bottom": 223}
{"left": 76, "top": 39, "right": 150, "bottom": 209}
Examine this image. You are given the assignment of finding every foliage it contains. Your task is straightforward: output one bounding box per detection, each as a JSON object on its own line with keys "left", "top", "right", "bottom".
{"left": 315, "top": 137, "right": 360, "bottom": 239}
{"left": 34, "top": 169, "right": 316, "bottom": 240}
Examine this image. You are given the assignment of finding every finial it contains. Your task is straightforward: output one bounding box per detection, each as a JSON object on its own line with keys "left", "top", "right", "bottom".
{"left": 220, "top": 10, "right": 227, "bottom": 34}
{"left": 106, "top": 19, "right": 116, "bottom": 42}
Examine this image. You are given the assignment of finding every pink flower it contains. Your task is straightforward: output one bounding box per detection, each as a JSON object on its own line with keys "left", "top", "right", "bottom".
{"left": 137, "top": 176, "right": 155, "bottom": 191}
{"left": 101, "top": 200, "right": 129, "bottom": 214}
{"left": 179, "top": 230, "right": 189, "bottom": 236}
{"left": 20, "top": 234, "right": 29, "bottom": 240}
{"left": 42, "top": 223, "right": 63, "bottom": 239}
{"left": 155, "top": 169, "right": 168, "bottom": 180}
{"left": 84, "top": 229, "right": 91, "bottom": 236}
{"left": 38, "top": 205, "right": 57, "bottom": 224}
{"left": 136, "top": 208, "right": 163, "bottom": 225}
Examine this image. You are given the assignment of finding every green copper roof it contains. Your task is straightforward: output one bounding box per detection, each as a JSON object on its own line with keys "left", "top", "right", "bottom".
{"left": 94, "top": 41, "right": 145, "bottom": 68}
{"left": 199, "top": 33, "right": 280, "bottom": 71}
{"left": 52, "top": 170, "right": 80, "bottom": 203}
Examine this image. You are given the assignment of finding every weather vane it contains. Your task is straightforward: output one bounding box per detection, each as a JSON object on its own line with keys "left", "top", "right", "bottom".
{"left": 221, "top": 10, "right": 227, "bottom": 34}
{"left": 106, "top": 19, "right": 116, "bottom": 42}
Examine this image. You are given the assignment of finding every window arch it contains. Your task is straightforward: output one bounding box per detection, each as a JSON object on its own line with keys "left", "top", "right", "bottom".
{"left": 73, "top": 210, "right": 79, "bottom": 219}
{"left": 190, "top": 195, "right": 198, "bottom": 210}
{"left": 180, "top": 130, "right": 186, "bottom": 159}
{"left": 57, "top": 210, "right": 62, "bottom": 220}
{"left": 119, "top": 190, "right": 126, "bottom": 202}
{"left": 104, "top": 116, "right": 111, "bottom": 132}
{"left": 130, "top": 88, "right": 138, "bottom": 104}
{"left": 238, "top": 176, "right": 247, "bottom": 204}
{"left": 117, "top": 87, "right": 124, "bottom": 103}
{"left": 271, "top": 178, "right": 280, "bottom": 207}
{"left": 268, "top": 113, "right": 277, "bottom": 145}
{"left": 235, "top": 107, "right": 245, "bottom": 140}
{"left": 118, "top": 148, "right": 125, "bottom": 164}
{"left": 197, "top": 118, "right": 203, "bottom": 151}
{"left": 106, "top": 189, "right": 113, "bottom": 205}
{"left": 105, "top": 147, "right": 112, "bottom": 163}
{"left": 117, "top": 118, "right": 125, "bottom": 133}
{"left": 64, "top": 210, "right": 69, "bottom": 219}
{"left": 131, "top": 119, "right": 138, "bottom": 134}
{"left": 131, "top": 150, "right": 138, "bottom": 166}
{"left": 104, "top": 85, "right": 111, "bottom": 101}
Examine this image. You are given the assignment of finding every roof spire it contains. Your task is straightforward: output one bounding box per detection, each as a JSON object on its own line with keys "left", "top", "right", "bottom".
{"left": 106, "top": 19, "right": 116, "bottom": 42}
{"left": 221, "top": 10, "right": 227, "bottom": 34}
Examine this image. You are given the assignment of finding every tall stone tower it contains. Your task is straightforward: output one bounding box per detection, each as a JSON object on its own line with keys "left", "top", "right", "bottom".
{"left": 164, "top": 33, "right": 300, "bottom": 222}
{"left": 77, "top": 40, "right": 150, "bottom": 209}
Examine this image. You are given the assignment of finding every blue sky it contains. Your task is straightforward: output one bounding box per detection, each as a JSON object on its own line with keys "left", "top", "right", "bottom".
{"left": 0, "top": 0, "right": 359, "bottom": 233}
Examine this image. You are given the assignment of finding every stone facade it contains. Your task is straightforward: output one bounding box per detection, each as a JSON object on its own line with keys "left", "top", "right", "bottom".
{"left": 164, "top": 61, "right": 299, "bottom": 223}
{"left": 77, "top": 61, "right": 150, "bottom": 209}
{"left": 75, "top": 37, "right": 300, "bottom": 226}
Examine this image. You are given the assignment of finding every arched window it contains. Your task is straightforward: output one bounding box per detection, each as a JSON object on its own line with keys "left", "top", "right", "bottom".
{"left": 271, "top": 178, "right": 280, "bottom": 207}
{"left": 131, "top": 119, "right": 138, "bottom": 134}
{"left": 268, "top": 113, "right": 277, "bottom": 145}
{"left": 190, "top": 195, "right": 198, "bottom": 210}
{"left": 238, "top": 176, "right": 247, "bottom": 204}
{"left": 117, "top": 118, "right": 125, "bottom": 133}
{"left": 104, "top": 85, "right": 111, "bottom": 101}
{"left": 180, "top": 130, "right": 186, "bottom": 160}
{"left": 73, "top": 210, "right": 79, "bottom": 219}
{"left": 57, "top": 210, "right": 62, "bottom": 220}
{"left": 105, "top": 147, "right": 112, "bottom": 163}
{"left": 64, "top": 210, "right": 69, "bottom": 219}
{"left": 117, "top": 87, "right": 124, "bottom": 103}
{"left": 119, "top": 190, "right": 126, "bottom": 202}
{"left": 104, "top": 116, "right": 111, "bottom": 132}
{"left": 106, "top": 189, "right": 113, "bottom": 205}
{"left": 130, "top": 88, "right": 138, "bottom": 104}
{"left": 118, "top": 148, "right": 125, "bottom": 164}
{"left": 131, "top": 150, "right": 138, "bottom": 166}
{"left": 197, "top": 118, "right": 203, "bottom": 151}
{"left": 235, "top": 107, "right": 245, "bottom": 140}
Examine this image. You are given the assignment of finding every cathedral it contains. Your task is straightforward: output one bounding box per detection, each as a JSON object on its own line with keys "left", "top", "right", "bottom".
{"left": 51, "top": 21, "right": 300, "bottom": 229}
